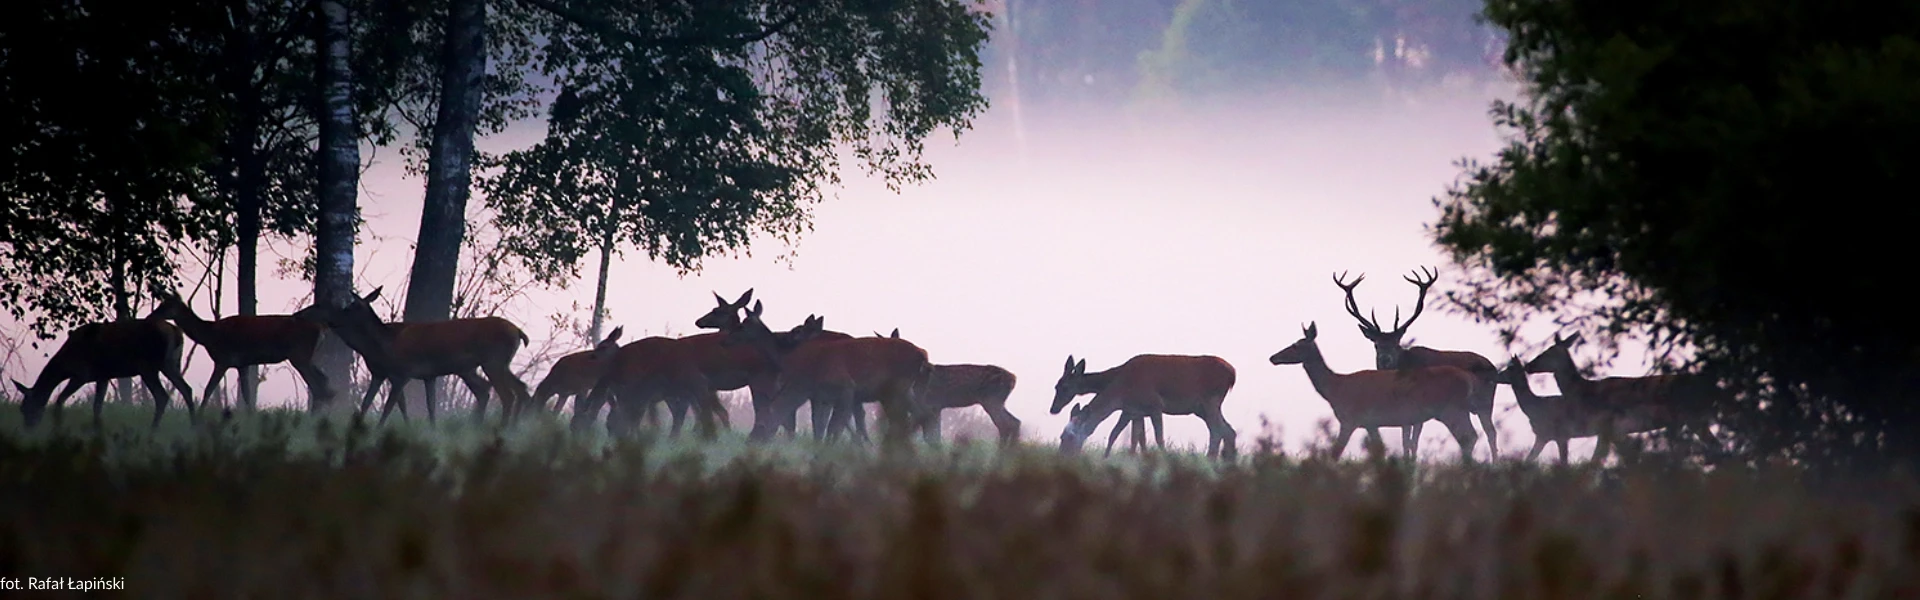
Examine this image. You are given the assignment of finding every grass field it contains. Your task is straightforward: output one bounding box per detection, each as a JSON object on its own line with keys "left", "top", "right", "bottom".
{"left": 2, "top": 402, "right": 1918, "bottom": 599}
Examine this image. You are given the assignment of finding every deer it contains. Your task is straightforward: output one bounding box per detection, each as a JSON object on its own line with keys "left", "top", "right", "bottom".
{"left": 720, "top": 304, "right": 934, "bottom": 447}
{"left": 529, "top": 326, "right": 624, "bottom": 413}
{"left": 865, "top": 328, "right": 1022, "bottom": 445}
{"left": 1269, "top": 322, "right": 1480, "bottom": 461}
{"left": 292, "top": 287, "right": 532, "bottom": 424}
{"left": 1051, "top": 354, "right": 1239, "bottom": 460}
{"left": 12, "top": 316, "right": 199, "bottom": 429}
{"left": 1495, "top": 356, "right": 1598, "bottom": 464}
{"left": 1523, "top": 332, "right": 1724, "bottom": 458}
{"left": 1334, "top": 267, "right": 1501, "bottom": 459}
{"left": 684, "top": 290, "right": 865, "bottom": 441}
{"left": 148, "top": 290, "right": 335, "bottom": 413}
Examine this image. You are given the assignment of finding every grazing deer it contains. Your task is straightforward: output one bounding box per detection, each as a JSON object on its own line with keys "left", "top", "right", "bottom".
{"left": 13, "top": 317, "right": 198, "bottom": 429}
{"left": 1052, "top": 354, "right": 1238, "bottom": 460}
{"left": 292, "top": 287, "right": 532, "bottom": 424}
{"left": 687, "top": 291, "right": 861, "bottom": 441}
{"left": 1334, "top": 267, "right": 1500, "bottom": 459}
{"left": 1269, "top": 322, "right": 1479, "bottom": 461}
{"left": 721, "top": 305, "right": 934, "bottom": 446}
{"left": 1523, "top": 332, "right": 1723, "bottom": 457}
{"left": 149, "top": 290, "right": 334, "bottom": 412}
{"left": 529, "top": 326, "right": 624, "bottom": 413}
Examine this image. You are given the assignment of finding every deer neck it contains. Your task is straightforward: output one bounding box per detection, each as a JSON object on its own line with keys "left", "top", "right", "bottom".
{"left": 167, "top": 307, "right": 219, "bottom": 346}
{"left": 1546, "top": 363, "right": 1592, "bottom": 402}
{"left": 1296, "top": 347, "right": 1344, "bottom": 400}
{"left": 1079, "top": 368, "right": 1117, "bottom": 394}
{"left": 330, "top": 318, "right": 402, "bottom": 367}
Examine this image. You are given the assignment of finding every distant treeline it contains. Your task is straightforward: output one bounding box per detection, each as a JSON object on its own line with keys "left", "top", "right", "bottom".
{"left": 983, "top": 0, "right": 1503, "bottom": 106}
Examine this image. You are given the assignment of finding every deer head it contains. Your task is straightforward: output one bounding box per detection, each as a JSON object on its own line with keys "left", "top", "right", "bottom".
{"left": 1050, "top": 355, "right": 1091, "bottom": 414}
{"left": 1334, "top": 266, "right": 1437, "bottom": 369}
{"left": 1057, "top": 403, "right": 1097, "bottom": 454}
{"left": 721, "top": 303, "right": 821, "bottom": 369}
{"left": 1268, "top": 322, "right": 1321, "bottom": 365}
{"left": 694, "top": 289, "right": 754, "bottom": 331}
{"left": 292, "top": 287, "right": 386, "bottom": 333}
{"left": 1524, "top": 332, "right": 1583, "bottom": 375}
{"left": 1493, "top": 355, "right": 1529, "bottom": 386}
{"left": 148, "top": 290, "right": 196, "bottom": 321}
{"left": 871, "top": 328, "right": 900, "bottom": 339}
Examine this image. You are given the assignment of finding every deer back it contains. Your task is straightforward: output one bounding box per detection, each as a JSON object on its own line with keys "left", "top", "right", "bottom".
{"left": 778, "top": 337, "right": 929, "bottom": 392}
{"left": 46, "top": 319, "right": 184, "bottom": 382}
{"left": 383, "top": 316, "right": 526, "bottom": 375}
{"left": 1110, "top": 355, "right": 1236, "bottom": 407}
{"left": 922, "top": 364, "right": 1017, "bottom": 409}
{"left": 1319, "top": 365, "right": 1476, "bottom": 426}
{"left": 1403, "top": 346, "right": 1497, "bottom": 378}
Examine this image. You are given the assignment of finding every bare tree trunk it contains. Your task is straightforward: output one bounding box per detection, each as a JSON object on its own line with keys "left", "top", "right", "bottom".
{"left": 313, "top": 0, "right": 361, "bottom": 412}
{"left": 402, "top": 0, "right": 486, "bottom": 324}
{"left": 111, "top": 226, "right": 135, "bottom": 405}
{"left": 588, "top": 226, "right": 614, "bottom": 343}
{"left": 235, "top": 107, "right": 264, "bottom": 412}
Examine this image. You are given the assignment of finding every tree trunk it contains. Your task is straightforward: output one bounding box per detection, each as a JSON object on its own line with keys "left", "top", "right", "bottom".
{"left": 235, "top": 109, "right": 264, "bottom": 412}
{"left": 588, "top": 225, "right": 614, "bottom": 343}
{"left": 111, "top": 225, "right": 136, "bottom": 405}
{"left": 402, "top": 0, "right": 487, "bottom": 324}
{"left": 313, "top": 0, "right": 361, "bottom": 412}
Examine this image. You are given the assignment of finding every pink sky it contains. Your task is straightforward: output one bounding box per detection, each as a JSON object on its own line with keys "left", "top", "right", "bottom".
{"left": 7, "top": 81, "right": 1673, "bottom": 461}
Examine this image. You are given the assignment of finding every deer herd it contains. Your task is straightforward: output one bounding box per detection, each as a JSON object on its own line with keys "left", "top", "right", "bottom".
{"left": 7, "top": 269, "right": 1729, "bottom": 464}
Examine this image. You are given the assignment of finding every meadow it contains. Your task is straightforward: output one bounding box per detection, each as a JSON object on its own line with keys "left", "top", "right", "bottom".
{"left": 2, "top": 403, "right": 1918, "bottom": 599}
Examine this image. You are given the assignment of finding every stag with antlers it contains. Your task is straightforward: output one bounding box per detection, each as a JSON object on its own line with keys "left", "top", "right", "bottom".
{"left": 1333, "top": 267, "right": 1500, "bottom": 458}
{"left": 293, "top": 287, "right": 533, "bottom": 424}
{"left": 1051, "top": 354, "right": 1239, "bottom": 460}
{"left": 1523, "top": 333, "right": 1724, "bottom": 459}
{"left": 149, "top": 290, "right": 335, "bottom": 412}
{"left": 13, "top": 316, "right": 199, "bottom": 429}
{"left": 529, "top": 326, "right": 624, "bottom": 413}
{"left": 720, "top": 304, "right": 934, "bottom": 447}
{"left": 1269, "top": 322, "right": 1480, "bottom": 461}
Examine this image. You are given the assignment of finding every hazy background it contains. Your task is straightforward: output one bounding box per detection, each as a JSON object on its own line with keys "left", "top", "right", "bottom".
{"left": 6, "top": 2, "right": 1672, "bottom": 459}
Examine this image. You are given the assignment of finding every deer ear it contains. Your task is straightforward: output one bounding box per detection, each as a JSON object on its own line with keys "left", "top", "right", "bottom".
{"left": 735, "top": 289, "right": 754, "bottom": 307}
{"left": 1075, "top": 358, "right": 1087, "bottom": 373}
{"left": 1070, "top": 403, "right": 1083, "bottom": 417}
{"left": 1064, "top": 356, "right": 1076, "bottom": 372}
{"left": 607, "top": 326, "right": 624, "bottom": 342}
{"left": 12, "top": 380, "right": 27, "bottom": 395}
{"left": 1568, "top": 332, "right": 1583, "bottom": 345}
{"left": 362, "top": 287, "right": 384, "bottom": 304}
{"left": 712, "top": 291, "right": 727, "bottom": 306}
{"left": 747, "top": 300, "right": 763, "bottom": 317}
{"left": 889, "top": 328, "right": 900, "bottom": 339}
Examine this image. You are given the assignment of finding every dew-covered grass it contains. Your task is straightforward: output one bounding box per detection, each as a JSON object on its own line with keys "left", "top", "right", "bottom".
{"left": 2, "top": 401, "right": 1917, "bottom": 599}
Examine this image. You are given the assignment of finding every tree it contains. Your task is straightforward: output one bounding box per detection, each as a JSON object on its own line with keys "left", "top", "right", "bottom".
{"left": 479, "top": 0, "right": 994, "bottom": 342}
{"left": 0, "top": 1, "right": 226, "bottom": 337}
{"left": 1430, "top": 0, "right": 1920, "bottom": 471}
{"left": 311, "top": 0, "right": 365, "bottom": 410}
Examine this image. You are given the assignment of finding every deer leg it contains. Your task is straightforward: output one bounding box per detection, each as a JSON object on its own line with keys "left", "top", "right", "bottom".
{"left": 456, "top": 371, "right": 494, "bottom": 424}
{"left": 1103, "top": 416, "right": 1130, "bottom": 457}
{"left": 1476, "top": 409, "right": 1499, "bottom": 460}
{"left": 1555, "top": 439, "right": 1570, "bottom": 465}
{"left": 1131, "top": 414, "right": 1149, "bottom": 453}
{"left": 160, "top": 364, "right": 197, "bottom": 423}
{"left": 482, "top": 363, "right": 529, "bottom": 424}
{"left": 141, "top": 373, "right": 177, "bottom": 428}
{"left": 378, "top": 381, "right": 408, "bottom": 425}
{"left": 980, "top": 402, "right": 1021, "bottom": 446}
{"left": 877, "top": 388, "right": 917, "bottom": 451}
{"left": 291, "top": 356, "right": 333, "bottom": 408}
{"left": 919, "top": 408, "right": 943, "bottom": 445}
{"left": 47, "top": 380, "right": 85, "bottom": 427}
{"left": 1402, "top": 422, "right": 1424, "bottom": 461}
{"left": 691, "top": 389, "right": 727, "bottom": 440}
{"left": 88, "top": 380, "right": 110, "bottom": 430}
{"left": 820, "top": 388, "right": 857, "bottom": 443}
{"left": 1330, "top": 424, "right": 1358, "bottom": 459}
{"left": 1199, "top": 402, "right": 1236, "bottom": 460}
{"left": 1525, "top": 439, "right": 1548, "bottom": 462}
{"left": 1437, "top": 412, "right": 1478, "bottom": 463}
{"left": 1151, "top": 413, "right": 1167, "bottom": 450}
{"left": 201, "top": 365, "right": 230, "bottom": 414}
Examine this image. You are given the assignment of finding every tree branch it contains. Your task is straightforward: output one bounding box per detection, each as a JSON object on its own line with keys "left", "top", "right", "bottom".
{"left": 514, "top": 0, "right": 805, "bottom": 52}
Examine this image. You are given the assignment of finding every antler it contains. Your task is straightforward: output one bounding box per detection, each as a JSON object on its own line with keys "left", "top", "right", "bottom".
{"left": 1389, "top": 266, "right": 1438, "bottom": 334}
{"left": 1332, "top": 271, "right": 1385, "bottom": 336}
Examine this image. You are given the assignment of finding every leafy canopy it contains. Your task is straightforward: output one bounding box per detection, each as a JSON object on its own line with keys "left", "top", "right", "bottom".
{"left": 485, "top": 0, "right": 993, "bottom": 282}
{"left": 1432, "top": 0, "right": 1920, "bottom": 467}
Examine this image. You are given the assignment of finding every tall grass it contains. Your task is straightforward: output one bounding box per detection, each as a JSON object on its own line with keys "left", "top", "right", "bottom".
{"left": 2, "top": 402, "right": 1917, "bottom": 599}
